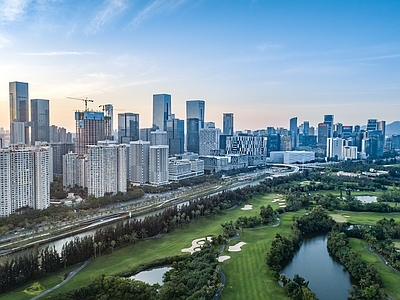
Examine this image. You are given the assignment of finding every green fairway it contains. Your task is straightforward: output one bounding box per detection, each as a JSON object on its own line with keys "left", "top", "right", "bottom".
{"left": 349, "top": 238, "right": 400, "bottom": 300}
{"left": 3, "top": 191, "right": 400, "bottom": 300}
{"left": 329, "top": 211, "right": 400, "bottom": 226}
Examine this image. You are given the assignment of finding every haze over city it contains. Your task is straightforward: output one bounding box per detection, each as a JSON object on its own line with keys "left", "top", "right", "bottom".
{"left": 1, "top": 0, "right": 399, "bottom": 132}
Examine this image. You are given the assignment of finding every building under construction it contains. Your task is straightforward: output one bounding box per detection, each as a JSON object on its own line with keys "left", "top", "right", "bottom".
{"left": 75, "top": 111, "right": 105, "bottom": 156}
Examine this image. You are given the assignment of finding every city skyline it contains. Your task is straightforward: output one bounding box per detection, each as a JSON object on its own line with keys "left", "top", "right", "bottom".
{"left": 1, "top": 1, "right": 399, "bottom": 131}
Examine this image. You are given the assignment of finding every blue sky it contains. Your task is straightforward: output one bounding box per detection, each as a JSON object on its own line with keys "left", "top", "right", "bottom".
{"left": 1, "top": 0, "right": 399, "bottom": 132}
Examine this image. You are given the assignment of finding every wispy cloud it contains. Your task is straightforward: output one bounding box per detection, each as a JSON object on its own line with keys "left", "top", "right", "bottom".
{"left": 85, "top": 0, "right": 128, "bottom": 35}
{"left": 129, "top": 0, "right": 188, "bottom": 28}
{"left": 346, "top": 53, "right": 400, "bottom": 62}
{"left": 19, "top": 51, "right": 98, "bottom": 56}
{"left": 85, "top": 72, "right": 119, "bottom": 79}
{"left": 0, "top": 33, "right": 11, "bottom": 49}
{"left": 0, "top": 0, "right": 31, "bottom": 23}
{"left": 257, "top": 42, "right": 281, "bottom": 52}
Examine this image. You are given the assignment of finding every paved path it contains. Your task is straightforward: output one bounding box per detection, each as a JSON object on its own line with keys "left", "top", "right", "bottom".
{"left": 31, "top": 259, "right": 91, "bottom": 300}
{"left": 365, "top": 246, "right": 400, "bottom": 275}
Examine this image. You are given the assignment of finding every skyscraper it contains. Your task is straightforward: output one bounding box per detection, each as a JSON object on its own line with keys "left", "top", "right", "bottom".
{"left": 186, "top": 100, "right": 205, "bottom": 153}
{"left": 75, "top": 111, "right": 105, "bottom": 156}
{"left": 31, "top": 99, "right": 50, "bottom": 144}
{"left": 149, "top": 145, "right": 169, "bottom": 186}
{"left": 152, "top": 94, "right": 171, "bottom": 131}
{"left": 167, "top": 117, "right": 184, "bottom": 155}
{"left": 324, "top": 114, "right": 334, "bottom": 138}
{"left": 9, "top": 81, "right": 29, "bottom": 144}
{"left": 318, "top": 123, "right": 328, "bottom": 149}
{"left": 130, "top": 140, "right": 150, "bottom": 184}
{"left": 103, "top": 104, "right": 114, "bottom": 140}
{"left": 223, "top": 113, "right": 234, "bottom": 135}
{"left": 118, "top": 113, "right": 139, "bottom": 143}
{"left": 289, "top": 117, "right": 298, "bottom": 150}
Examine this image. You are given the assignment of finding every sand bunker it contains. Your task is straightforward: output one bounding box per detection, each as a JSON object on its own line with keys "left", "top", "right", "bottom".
{"left": 331, "top": 214, "right": 347, "bottom": 223}
{"left": 181, "top": 237, "right": 213, "bottom": 254}
{"left": 217, "top": 255, "right": 231, "bottom": 262}
{"left": 241, "top": 204, "right": 253, "bottom": 210}
{"left": 228, "top": 242, "right": 246, "bottom": 252}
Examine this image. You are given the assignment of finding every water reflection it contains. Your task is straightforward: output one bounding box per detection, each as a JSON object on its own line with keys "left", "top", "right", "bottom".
{"left": 130, "top": 266, "right": 172, "bottom": 285}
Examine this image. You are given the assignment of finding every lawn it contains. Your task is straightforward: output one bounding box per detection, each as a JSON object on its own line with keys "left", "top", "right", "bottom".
{"left": 349, "top": 238, "right": 400, "bottom": 300}
{"left": 329, "top": 211, "right": 400, "bottom": 226}
{"left": 3, "top": 192, "right": 400, "bottom": 300}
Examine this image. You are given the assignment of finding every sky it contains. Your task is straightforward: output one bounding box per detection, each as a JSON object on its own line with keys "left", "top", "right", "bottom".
{"left": 1, "top": 0, "right": 400, "bottom": 133}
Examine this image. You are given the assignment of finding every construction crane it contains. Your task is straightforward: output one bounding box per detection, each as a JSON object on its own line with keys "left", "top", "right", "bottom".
{"left": 67, "top": 97, "right": 94, "bottom": 111}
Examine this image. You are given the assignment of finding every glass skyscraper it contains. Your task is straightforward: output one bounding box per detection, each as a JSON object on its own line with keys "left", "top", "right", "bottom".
{"left": 223, "top": 113, "right": 234, "bottom": 135}
{"left": 186, "top": 100, "right": 205, "bottom": 153}
{"left": 31, "top": 99, "right": 50, "bottom": 144}
{"left": 9, "top": 81, "right": 29, "bottom": 144}
{"left": 152, "top": 94, "right": 171, "bottom": 131}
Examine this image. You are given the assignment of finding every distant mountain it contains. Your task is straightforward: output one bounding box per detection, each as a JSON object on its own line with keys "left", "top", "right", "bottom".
{"left": 386, "top": 121, "right": 400, "bottom": 136}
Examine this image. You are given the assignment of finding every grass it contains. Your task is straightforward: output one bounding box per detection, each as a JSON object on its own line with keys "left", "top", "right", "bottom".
{"left": 3, "top": 191, "right": 400, "bottom": 300}
{"left": 349, "top": 238, "right": 400, "bottom": 300}
{"left": 328, "top": 211, "right": 400, "bottom": 226}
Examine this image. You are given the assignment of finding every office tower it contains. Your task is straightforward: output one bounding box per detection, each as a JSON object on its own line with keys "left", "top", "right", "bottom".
{"left": 0, "top": 144, "right": 50, "bottom": 217}
{"left": 186, "top": 100, "right": 205, "bottom": 153}
{"left": 118, "top": 113, "right": 139, "bottom": 143}
{"left": 226, "top": 135, "right": 267, "bottom": 166}
{"left": 9, "top": 81, "right": 29, "bottom": 144}
{"left": 149, "top": 145, "right": 169, "bottom": 186}
{"left": 366, "top": 119, "right": 378, "bottom": 131}
{"left": 10, "top": 122, "right": 25, "bottom": 144}
{"left": 334, "top": 123, "right": 343, "bottom": 138}
{"left": 51, "top": 142, "right": 74, "bottom": 175}
{"left": 152, "top": 94, "right": 171, "bottom": 131}
{"left": 326, "top": 138, "right": 343, "bottom": 160}
{"left": 364, "top": 130, "right": 385, "bottom": 158}
{"left": 103, "top": 104, "right": 114, "bottom": 140}
{"left": 150, "top": 130, "right": 168, "bottom": 146}
{"left": 317, "top": 123, "right": 328, "bottom": 148}
{"left": 199, "top": 126, "right": 221, "bottom": 156}
{"left": 289, "top": 117, "right": 298, "bottom": 149}
{"left": 223, "top": 113, "right": 234, "bottom": 135}
{"left": 342, "top": 126, "right": 353, "bottom": 139}
{"left": 309, "top": 126, "right": 315, "bottom": 136}
{"left": 130, "top": 140, "right": 150, "bottom": 184}
{"left": 266, "top": 134, "right": 281, "bottom": 156}
{"left": 378, "top": 120, "right": 386, "bottom": 137}
{"left": 324, "top": 115, "right": 334, "bottom": 138}
{"left": 75, "top": 111, "right": 105, "bottom": 156}
{"left": 167, "top": 118, "right": 184, "bottom": 155}
{"left": 303, "top": 121, "right": 310, "bottom": 136}
{"left": 31, "top": 99, "right": 50, "bottom": 144}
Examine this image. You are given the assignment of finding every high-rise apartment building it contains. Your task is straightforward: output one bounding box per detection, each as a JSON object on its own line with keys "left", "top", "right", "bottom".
{"left": 327, "top": 138, "right": 343, "bottom": 160}
{"left": 149, "top": 145, "right": 169, "bottom": 186}
{"left": 152, "top": 94, "right": 171, "bottom": 131}
{"left": 118, "top": 113, "right": 139, "bottom": 143}
{"left": 150, "top": 130, "right": 168, "bottom": 146}
{"left": 186, "top": 100, "right": 205, "bottom": 153}
{"left": 199, "top": 126, "right": 221, "bottom": 156}
{"left": 9, "top": 81, "right": 29, "bottom": 144}
{"left": 0, "top": 144, "right": 50, "bottom": 217}
{"left": 223, "top": 113, "right": 234, "bottom": 135}
{"left": 51, "top": 142, "right": 74, "bottom": 175}
{"left": 75, "top": 111, "right": 105, "bottom": 156}
{"left": 31, "top": 99, "right": 50, "bottom": 144}
{"left": 130, "top": 140, "right": 150, "bottom": 184}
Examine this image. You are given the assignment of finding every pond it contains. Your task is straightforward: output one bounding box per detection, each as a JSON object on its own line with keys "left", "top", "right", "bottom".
{"left": 280, "top": 234, "right": 356, "bottom": 300}
{"left": 129, "top": 266, "right": 172, "bottom": 285}
{"left": 355, "top": 196, "right": 377, "bottom": 203}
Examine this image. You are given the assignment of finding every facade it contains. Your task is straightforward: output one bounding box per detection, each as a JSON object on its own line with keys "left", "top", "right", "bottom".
{"left": 118, "top": 113, "right": 139, "bottom": 143}
{"left": 223, "top": 113, "right": 234, "bottom": 135}
{"left": 149, "top": 145, "right": 169, "bottom": 186}
{"left": 324, "top": 115, "right": 334, "bottom": 138}
{"left": 226, "top": 135, "right": 267, "bottom": 166}
{"left": 103, "top": 104, "right": 114, "bottom": 140}
{"left": 0, "top": 144, "right": 51, "bottom": 217}
{"left": 317, "top": 123, "right": 328, "bottom": 149}
{"left": 186, "top": 100, "right": 205, "bottom": 153}
{"left": 199, "top": 126, "right": 221, "bottom": 156}
{"left": 10, "top": 122, "right": 25, "bottom": 144}
{"left": 9, "top": 81, "right": 29, "bottom": 144}
{"left": 51, "top": 142, "right": 74, "bottom": 175}
{"left": 130, "top": 140, "right": 150, "bottom": 184}
{"left": 152, "top": 94, "right": 171, "bottom": 131}
{"left": 150, "top": 130, "right": 168, "bottom": 146}
{"left": 168, "top": 158, "right": 204, "bottom": 181}
{"left": 75, "top": 111, "right": 105, "bottom": 156}
{"left": 31, "top": 99, "right": 50, "bottom": 144}
{"left": 167, "top": 118, "right": 184, "bottom": 155}
{"left": 343, "top": 146, "right": 358, "bottom": 160}
{"left": 284, "top": 151, "right": 315, "bottom": 164}
{"left": 289, "top": 117, "right": 298, "bottom": 149}
{"left": 327, "top": 138, "right": 344, "bottom": 160}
